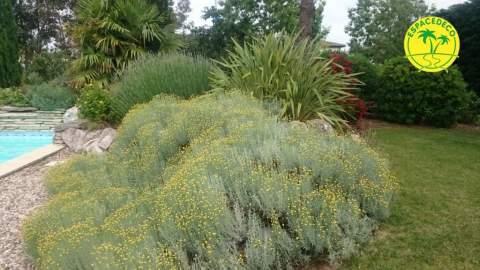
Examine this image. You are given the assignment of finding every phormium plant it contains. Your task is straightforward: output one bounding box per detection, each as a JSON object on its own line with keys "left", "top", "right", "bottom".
{"left": 210, "top": 32, "right": 358, "bottom": 129}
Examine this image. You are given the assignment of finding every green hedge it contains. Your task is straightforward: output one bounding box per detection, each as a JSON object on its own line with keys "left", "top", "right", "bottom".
{"left": 374, "top": 57, "right": 472, "bottom": 127}
{"left": 23, "top": 93, "right": 396, "bottom": 269}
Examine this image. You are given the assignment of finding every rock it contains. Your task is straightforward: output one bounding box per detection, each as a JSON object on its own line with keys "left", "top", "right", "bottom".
{"left": 290, "top": 120, "right": 308, "bottom": 129}
{"left": 305, "top": 119, "right": 334, "bottom": 134}
{"left": 63, "top": 107, "right": 79, "bottom": 123}
{"left": 0, "top": 106, "right": 38, "bottom": 112}
{"left": 97, "top": 128, "right": 116, "bottom": 150}
{"left": 61, "top": 127, "right": 116, "bottom": 153}
{"left": 61, "top": 128, "right": 87, "bottom": 152}
{"left": 54, "top": 120, "right": 86, "bottom": 132}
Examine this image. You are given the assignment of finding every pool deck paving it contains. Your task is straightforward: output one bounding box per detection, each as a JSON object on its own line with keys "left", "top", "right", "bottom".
{"left": 0, "top": 149, "right": 72, "bottom": 269}
{"left": 0, "top": 144, "right": 64, "bottom": 179}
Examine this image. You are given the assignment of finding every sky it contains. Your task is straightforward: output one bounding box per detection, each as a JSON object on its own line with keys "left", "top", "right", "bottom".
{"left": 183, "top": 0, "right": 467, "bottom": 45}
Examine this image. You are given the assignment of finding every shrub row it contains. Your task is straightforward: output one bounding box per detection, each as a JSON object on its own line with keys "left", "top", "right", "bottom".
{"left": 23, "top": 93, "right": 396, "bottom": 269}
{"left": 348, "top": 55, "right": 477, "bottom": 127}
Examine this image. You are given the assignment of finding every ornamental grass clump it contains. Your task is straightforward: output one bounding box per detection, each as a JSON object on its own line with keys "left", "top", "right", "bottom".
{"left": 23, "top": 92, "right": 396, "bottom": 269}
{"left": 210, "top": 32, "right": 358, "bottom": 129}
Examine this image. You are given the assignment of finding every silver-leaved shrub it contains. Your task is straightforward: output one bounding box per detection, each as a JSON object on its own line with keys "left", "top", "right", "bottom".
{"left": 23, "top": 92, "right": 396, "bottom": 269}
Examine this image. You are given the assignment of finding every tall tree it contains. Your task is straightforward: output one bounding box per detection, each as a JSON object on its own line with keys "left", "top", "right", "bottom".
{"left": 153, "top": 0, "right": 175, "bottom": 27}
{"left": 346, "top": 0, "right": 430, "bottom": 63}
{"left": 175, "top": 0, "right": 191, "bottom": 31}
{"left": 190, "top": 0, "right": 328, "bottom": 58}
{"left": 299, "top": 0, "right": 315, "bottom": 39}
{"left": 14, "top": 0, "right": 77, "bottom": 63}
{"left": 14, "top": 0, "right": 179, "bottom": 65}
{"left": 437, "top": 0, "right": 480, "bottom": 94}
{"left": 71, "top": 0, "right": 178, "bottom": 87}
{"left": 0, "top": 0, "right": 22, "bottom": 87}
{"left": 313, "top": 0, "right": 329, "bottom": 39}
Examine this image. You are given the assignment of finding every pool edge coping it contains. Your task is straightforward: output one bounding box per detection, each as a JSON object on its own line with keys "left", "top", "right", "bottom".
{"left": 0, "top": 144, "right": 65, "bottom": 179}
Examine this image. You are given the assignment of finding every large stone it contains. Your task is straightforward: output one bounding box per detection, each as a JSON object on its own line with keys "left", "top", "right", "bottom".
{"left": 63, "top": 106, "right": 79, "bottom": 123}
{"left": 54, "top": 121, "right": 84, "bottom": 132}
{"left": 61, "top": 127, "right": 116, "bottom": 153}
{"left": 97, "top": 128, "right": 116, "bottom": 150}
{"left": 305, "top": 119, "right": 334, "bottom": 134}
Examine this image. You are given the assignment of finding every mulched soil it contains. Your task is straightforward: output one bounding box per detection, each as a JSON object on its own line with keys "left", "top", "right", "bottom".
{"left": 0, "top": 150, "right": 72, "bottom": 270}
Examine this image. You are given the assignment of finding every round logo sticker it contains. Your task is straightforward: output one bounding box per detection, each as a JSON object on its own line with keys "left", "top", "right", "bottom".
{"left": 404, "top": 16, "right": 460, "bottom": 72}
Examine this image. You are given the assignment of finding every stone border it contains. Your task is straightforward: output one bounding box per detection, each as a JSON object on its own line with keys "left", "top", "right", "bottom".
{"left": 0, "top": 144, "right": 65, "bottom": 178}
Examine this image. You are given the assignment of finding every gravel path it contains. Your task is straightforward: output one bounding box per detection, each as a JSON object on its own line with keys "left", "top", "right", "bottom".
{"left": 0, "top": 150, "right": 72, "bottom": 270}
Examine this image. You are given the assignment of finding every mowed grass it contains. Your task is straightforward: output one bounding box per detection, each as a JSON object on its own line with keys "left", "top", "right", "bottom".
{"left": 343, "top": 126, "right": 480, "bottom": 269}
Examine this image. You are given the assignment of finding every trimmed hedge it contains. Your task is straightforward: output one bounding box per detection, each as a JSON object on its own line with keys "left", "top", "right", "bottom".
{"left": 374, "top": 57, "right": 471, "bottom": 127}
{"left": 23, "top": 93, "right": 396, "bottom": 268}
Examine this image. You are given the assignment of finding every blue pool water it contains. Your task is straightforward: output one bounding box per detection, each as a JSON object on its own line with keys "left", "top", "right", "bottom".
{"left": 0, "top": 131, "right": 54, "bottom": 163}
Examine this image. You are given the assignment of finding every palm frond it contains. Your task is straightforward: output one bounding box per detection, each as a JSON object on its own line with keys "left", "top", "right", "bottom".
{"left": 71, "top": 0, "right": 178, "bottom": 87}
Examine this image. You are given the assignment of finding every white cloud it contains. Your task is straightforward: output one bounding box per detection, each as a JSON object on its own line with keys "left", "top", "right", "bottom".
{"left": 183, "top": 0, "right": 467, "bottom": 44}
{"left": 188, "top": 0, "right": 216, "bottom": 27}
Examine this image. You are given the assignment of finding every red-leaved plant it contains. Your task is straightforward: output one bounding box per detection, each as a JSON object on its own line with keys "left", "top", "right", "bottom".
{"left": 329, "top": 53, "right": 368, "bottom": 130}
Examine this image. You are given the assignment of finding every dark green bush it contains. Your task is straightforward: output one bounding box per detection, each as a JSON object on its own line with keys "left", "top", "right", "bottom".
{"left": 24, "top": 72, "right": 44, "bottom": 85}
{"left": 375, "top": 57, "right": 471, "bottom": 127}
{"left": 77, "top": 85, "right": 113, "bottom": 122}
{"left": 26, "top": 51, "right": 68, "bottom": 84}
{"left": 348, "top": 53, "right": 380, "bottom": 102}
{"left": 25, "top": 83, "right": 75, "bottom": 111}
{"left": 0, "top": 88, "right": 31, "bottom": 107}
{"left": 23, "top": 93, "right": 396, "bottom": 269}
{"left": 110, "top": 53, "right": 211, "bottom": 122}
{"left": 460, "top": 92, "right": 480, "bottom": 125}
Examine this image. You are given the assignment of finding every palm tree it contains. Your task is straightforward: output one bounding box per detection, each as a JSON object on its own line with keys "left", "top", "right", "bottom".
{"left": 71, "top": 0, "right": 179, "bottom": 87}
{"left": 433, "top": 34, "right": 450, "bottom": 53}
{"left": 418, "top": 29, "right": 437, "bottom": 53}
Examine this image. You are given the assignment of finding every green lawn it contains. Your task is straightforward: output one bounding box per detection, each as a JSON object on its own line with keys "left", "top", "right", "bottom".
{"left": 343, "top": 126, "right": 480, "bottom": 269}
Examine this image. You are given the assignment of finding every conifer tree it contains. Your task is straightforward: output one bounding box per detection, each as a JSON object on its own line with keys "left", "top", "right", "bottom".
{"left": 0, "top": 0, "right": 22, "bottom": 87}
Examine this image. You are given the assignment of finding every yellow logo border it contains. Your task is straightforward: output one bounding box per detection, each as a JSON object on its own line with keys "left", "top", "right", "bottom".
{"left": 404, "top": 16, "right": 460, "bottom": 73}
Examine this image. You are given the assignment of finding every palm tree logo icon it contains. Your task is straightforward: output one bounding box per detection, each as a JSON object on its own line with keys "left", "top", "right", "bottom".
{"left": 404, "top": 16, "right": 460, "bottom": 72}
{"left": 417, "top": 29, "right": 450, "bottom": 68}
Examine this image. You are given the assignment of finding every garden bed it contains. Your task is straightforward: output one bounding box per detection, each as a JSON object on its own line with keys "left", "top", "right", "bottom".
{"left": 22, "top": 93, "right": 396, "bottom": 269}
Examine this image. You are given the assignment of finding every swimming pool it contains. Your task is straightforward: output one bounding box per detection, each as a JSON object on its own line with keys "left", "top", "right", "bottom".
{"left": 0, "top": 131, "right": 54, "bottom": 163}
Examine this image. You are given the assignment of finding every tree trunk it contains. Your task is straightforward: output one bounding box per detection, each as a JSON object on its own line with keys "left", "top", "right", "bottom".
{"left": 299, "top": 0, "right": 315, "bottom": 39}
